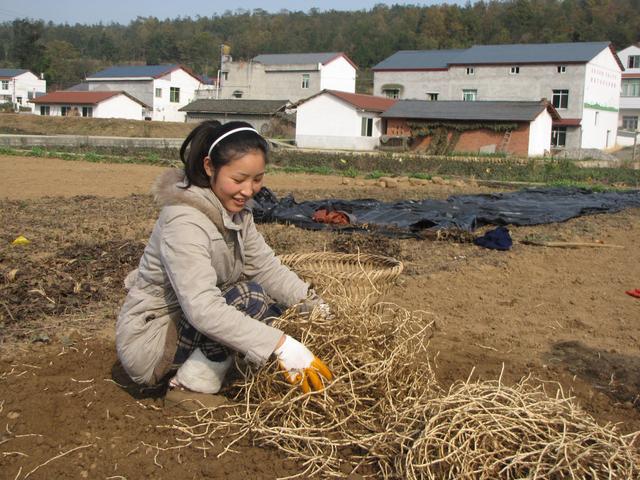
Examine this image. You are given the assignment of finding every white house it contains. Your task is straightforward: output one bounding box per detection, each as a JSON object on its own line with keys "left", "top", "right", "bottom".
{"left": 85, "top": 65, "right": 202, "bottom": 122}
{"left": 373, "top": 42, "right": 623, "bottom": 150}
{"left": 31, "top": 91, "right": 149, "bottom": 120}
{"left": 217, "top": 53, "right": 356, "bottom": 102}
{"left": 294, "top": 90, "right": 395, "bottom": 150}
{"left": 0, "top": 69, "right": 46, "bottom": 112}
{"left": 617, "top": 44, "right": 640, "bottom": 145}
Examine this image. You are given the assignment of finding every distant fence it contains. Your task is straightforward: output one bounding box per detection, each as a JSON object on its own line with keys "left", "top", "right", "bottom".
{"left": 0, "top": 134, "right": 183, "bottom": 149}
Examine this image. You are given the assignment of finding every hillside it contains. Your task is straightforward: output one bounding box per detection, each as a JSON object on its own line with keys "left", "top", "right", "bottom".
{"left": 0, "top": 113, "right": 193, "bottom": 138}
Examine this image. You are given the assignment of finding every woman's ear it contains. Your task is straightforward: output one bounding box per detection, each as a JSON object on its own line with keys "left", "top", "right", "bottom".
{"left": 203, "top": 156, "right": 214, "bottom": 178}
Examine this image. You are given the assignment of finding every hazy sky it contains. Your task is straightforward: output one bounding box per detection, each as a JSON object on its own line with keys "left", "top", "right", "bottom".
{"left": 0, "top": 1, "right": 459, "bottom": 25}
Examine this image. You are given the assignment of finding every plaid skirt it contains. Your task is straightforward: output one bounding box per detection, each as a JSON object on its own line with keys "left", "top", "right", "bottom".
{"left": 151, "top": 281, "right": 284, "bottom": 384}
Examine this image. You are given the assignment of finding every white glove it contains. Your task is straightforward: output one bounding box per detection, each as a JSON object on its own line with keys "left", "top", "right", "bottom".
{"left": 274, "top": 335, "right": 333, "bottom": 393}
{"left": 298, "top": 290, "right": 333, "bottom": 319}
{"left": 170, "top": 348, "right": 232, "bottom": 394}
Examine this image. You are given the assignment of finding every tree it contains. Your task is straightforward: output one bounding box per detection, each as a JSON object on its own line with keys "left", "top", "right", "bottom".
{"left": 10, "top": 19, "right": 46, "bottom": 72}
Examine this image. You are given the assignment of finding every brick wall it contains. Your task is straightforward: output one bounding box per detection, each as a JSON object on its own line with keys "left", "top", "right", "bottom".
{"left": 385, "top": 118, "right": 531, "bottom": 155}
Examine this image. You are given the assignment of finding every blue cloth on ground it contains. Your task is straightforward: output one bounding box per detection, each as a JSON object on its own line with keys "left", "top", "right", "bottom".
{"left": 473, "top": 227, "right": 512, "bottom": 250}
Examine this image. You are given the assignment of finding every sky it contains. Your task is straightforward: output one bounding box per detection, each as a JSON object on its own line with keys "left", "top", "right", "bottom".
{"left": 0, "top": 1, "right": 460, "bottom": 25}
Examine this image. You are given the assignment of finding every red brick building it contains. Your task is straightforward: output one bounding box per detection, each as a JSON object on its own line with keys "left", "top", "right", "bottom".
{"left": 381, "top": 100, "right": 560, "bottom": 156}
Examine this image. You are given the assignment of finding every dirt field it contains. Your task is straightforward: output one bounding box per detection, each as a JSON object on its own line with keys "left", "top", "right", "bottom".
{"left": 1, "top": 155, "right": 639, "bottom": 479}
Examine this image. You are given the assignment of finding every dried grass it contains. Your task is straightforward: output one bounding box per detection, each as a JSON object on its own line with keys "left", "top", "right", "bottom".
{"left": 168, "top": 297, "right": 640, "bottom": 479}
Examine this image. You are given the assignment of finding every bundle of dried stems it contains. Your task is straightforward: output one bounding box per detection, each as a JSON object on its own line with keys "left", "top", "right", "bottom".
{"left": 168, "top": 297, "right": 639, "bottom": 478}
{"left": 170, "top": 298, "right": 438, "bottom": 478}
{"left": 404, "top": 377, "right": 640, "bottom": 479}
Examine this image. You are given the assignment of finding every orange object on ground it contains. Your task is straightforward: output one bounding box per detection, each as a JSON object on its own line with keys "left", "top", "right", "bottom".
{"left": 625, "top": 289, "right": 640, "bottom": 298}
{"left": 312, "top": 209, "right": 350, "bottom": 225}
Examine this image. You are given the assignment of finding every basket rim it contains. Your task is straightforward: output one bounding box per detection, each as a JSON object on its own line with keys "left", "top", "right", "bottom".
{"left": 278, "top": 251, "right": 404, "bottom": 276}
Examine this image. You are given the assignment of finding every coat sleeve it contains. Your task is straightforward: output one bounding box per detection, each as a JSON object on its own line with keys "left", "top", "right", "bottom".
{"left": 159, "top": 208, "right": 283, "bottom": 366}
{"left": 242, "top": 214, "right": 310, "bottom": 306}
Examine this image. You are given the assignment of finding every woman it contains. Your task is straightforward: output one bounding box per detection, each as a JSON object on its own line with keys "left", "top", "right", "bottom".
{"left": 116, "top": 121, "right": 332, "bottom": 396}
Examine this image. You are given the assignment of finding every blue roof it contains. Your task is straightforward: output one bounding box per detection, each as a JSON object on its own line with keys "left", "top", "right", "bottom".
{"left": 87, "top": 64, "right": 179, "bottom": 79}
{"left": 0, "top": 69, "right": 30, "bottom": 78}
{"left": 253, "top": 53, "right": 344, "bottom": 66}
{"left": 373, "top": 50, "right": 465, "bottom": 70}
{"left": 450, "top": 42, "right": 611, "bottom": 65}
{"left": 373, "top": 42, "right": 614, "bottom": 70}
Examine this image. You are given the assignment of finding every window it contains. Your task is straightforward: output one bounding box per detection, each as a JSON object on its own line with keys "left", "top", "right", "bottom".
{"left": 628, "top": 55, "right": 640, "bottom": 69}
{"left": 426, "top": 92, "right": 439, "bottom": 101}
{"left": 82, "top": 106, "right": 93, "bottom": 117}
{"left": 557, "top": 65, "right": 566, "bottom": 74}
{"left": 552, "top": 89, "right": 569, "bottom": 109}
{"left": 155, "top": 88, "right": 162, "bottom": 98}
{"left": 301, "top": 73, "right": 310, "bottom": 89}
{"left": 232, "top": 90, "right": 243, "bottom": 98}
{"left": 169, "top": 87, "right": 180, "bottom": 103}
{"left": 61, "top": 106, "right": 71, "bottom": 116}
{"left": 40, "top": 105, "right": 50, "bottom": 116}
{"left": 622, "top": 116, "right": 639, "bottom": 130}
{"left": 462, "top": 89, "right": 477, "bottom": 101}
{"left": 622, "top": 79, "right": 640, "bottom": 97}
{"left": 551, "top": 126, "right": 567, "bottom": 147}
{"left": 221, "top": 72, "right": 228, "bottom": 81}
{"left": 466, "top": 67, "right": 474, "bottom": 75}
{"left": 594, "top": 111, "right": 599, "bottom": 126}
{"left": 361, "top": 117, "right": 373, "bottom": 137}
{"left": 510, "top": 66, "right": 520, "bottom": 75}
{"left": 1, "top": 80, "right": 8, "bottom": 90}
{"left": 383, "top": 88, "right": 400, "bottom": 99}
{"left": 16, "top": 96, "right": 22, "bottom": 105}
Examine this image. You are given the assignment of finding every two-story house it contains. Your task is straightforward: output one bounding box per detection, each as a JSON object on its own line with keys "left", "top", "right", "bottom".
{"left": 0, "top": 69, "right": 46, "bottom": 112}
{"left": 217, "top": 52, "right": 356, "bottom": 102}
{"left": 617, "top": 45, "right": 640, "bottom": 134}
{"left": 373, "top": 42, "right": 623, "bottom": 150}
{"left": 85, "top": 65, "right": 202, "bottom": 122}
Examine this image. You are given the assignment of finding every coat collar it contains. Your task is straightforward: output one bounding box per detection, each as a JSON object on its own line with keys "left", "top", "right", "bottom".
{"left": 152, "top": 169, "right": 249, "bottom": 231}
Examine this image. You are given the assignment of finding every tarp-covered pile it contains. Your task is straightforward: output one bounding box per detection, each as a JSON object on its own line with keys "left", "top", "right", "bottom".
{"left": 252, "top": 187, "right": 640, "bottom": 237}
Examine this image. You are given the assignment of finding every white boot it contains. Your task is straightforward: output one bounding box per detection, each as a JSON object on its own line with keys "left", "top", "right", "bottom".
{"left": 170, "top": 348, "right": 232, "bottom": 394}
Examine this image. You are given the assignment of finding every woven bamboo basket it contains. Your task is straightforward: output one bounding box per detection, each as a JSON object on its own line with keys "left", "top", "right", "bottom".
{"left": 279, "top": 252, "right": 404, "bottom": 307}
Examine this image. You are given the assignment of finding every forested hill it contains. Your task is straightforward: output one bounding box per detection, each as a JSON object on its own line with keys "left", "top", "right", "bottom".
{"left": 1, "top": 0, "right": 638, "bottom": 90}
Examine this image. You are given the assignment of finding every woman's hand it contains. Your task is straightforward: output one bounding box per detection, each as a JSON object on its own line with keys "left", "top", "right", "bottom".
{"left": 273, "top": 335, "right": 333, "bottom": 393}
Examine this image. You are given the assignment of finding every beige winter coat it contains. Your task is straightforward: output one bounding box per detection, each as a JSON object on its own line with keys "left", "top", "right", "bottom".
{"left": 115, "top": 169, "right": 309, "bottom": 385}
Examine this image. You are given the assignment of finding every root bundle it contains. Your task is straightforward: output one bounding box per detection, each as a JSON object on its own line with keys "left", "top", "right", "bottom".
{"left": 169, "top": 298, "right": 640, "bottom": 478}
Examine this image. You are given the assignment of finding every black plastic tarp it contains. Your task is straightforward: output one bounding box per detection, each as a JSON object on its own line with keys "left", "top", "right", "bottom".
{"left": 251, "top": 187, "right": 640, "bottom": 238}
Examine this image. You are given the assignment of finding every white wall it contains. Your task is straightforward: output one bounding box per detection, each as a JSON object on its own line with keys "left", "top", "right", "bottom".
{"left": 94, "top": 95, "right": 144, "bottom": 120}
{"left": 296, "top": 94, "right": 381, "bottom": 150}
{"left": 0, "top": 71, "right": 46, "bottom": 112}
{"left": 37, "top": 95, "right": 144, "bottom": 120}
{"left": 319, "top": 56, "right": 356, "bottom": 93}
{"left": 527, "top": 109, "right": 552, "bottom": 156}
{"left": 580, "top": 109, "right": 619, "bottom": 148}
{"left": 152, "top": 69, "right": 201, "bottom": 122}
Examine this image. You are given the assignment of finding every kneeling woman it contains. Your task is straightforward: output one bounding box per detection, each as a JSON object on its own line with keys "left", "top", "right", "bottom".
{"left": 116, "top": 121, "right": 332, "bottom": 395}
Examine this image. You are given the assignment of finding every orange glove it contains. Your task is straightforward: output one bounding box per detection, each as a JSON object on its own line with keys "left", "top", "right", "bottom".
{"left": 274, "top": 335, "right": 333, "bottom": 393}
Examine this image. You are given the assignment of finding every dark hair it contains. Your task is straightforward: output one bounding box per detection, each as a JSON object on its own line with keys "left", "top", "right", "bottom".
{"left": 179, "top": 120, "right": 270, "bottom": 188}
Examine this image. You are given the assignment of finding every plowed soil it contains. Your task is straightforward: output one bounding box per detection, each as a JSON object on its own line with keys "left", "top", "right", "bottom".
{"left": 1, "top": 155, "right": 639, "bottom": 479}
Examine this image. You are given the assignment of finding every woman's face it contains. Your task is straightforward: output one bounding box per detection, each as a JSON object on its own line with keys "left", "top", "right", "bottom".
{"left": 204, "top": 150, "right": 266, "bottom": 213}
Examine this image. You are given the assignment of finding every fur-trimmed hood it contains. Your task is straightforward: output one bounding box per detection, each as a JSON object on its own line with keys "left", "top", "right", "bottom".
{"left": 151, "top": 168, "right": 250, "bottom": 232}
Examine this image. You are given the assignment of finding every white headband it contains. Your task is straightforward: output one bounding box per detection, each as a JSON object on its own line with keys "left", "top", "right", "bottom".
{"left": 207, "top": 127, "right": 260, "bottom": 158}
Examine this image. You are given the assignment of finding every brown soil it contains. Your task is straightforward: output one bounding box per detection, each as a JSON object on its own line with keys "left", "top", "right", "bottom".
{"left": 1, "top": 155, "right": 639, "bottom": 479}
{"left": 0, "top": 113, "right": 192, "bottom": 138}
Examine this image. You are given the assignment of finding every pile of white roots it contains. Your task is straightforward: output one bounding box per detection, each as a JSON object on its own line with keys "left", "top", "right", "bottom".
{"left": 169, "top": 300, "right": 640, "bottom": 479}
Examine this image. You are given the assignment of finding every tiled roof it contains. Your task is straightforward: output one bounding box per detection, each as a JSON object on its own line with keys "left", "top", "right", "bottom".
{"left": 381, "top": 100, "right": 559, "bottom": 121}
{"left": 373, "top": 42, "right": 618, "bottom": 70}
{"left": 0, "top": 68, "right": 30, "bottom": 79}
{"left": 65, "top": 82, "right": 90, "bottom": 91}
{"left": 87, "top": 64, "right": 180, "bottom": 79}
{"left": 179, "top": 99, "right": 288, "bottom": 114}
{"left": 31, "top": 91, "right": 148, "bottom": 107}
{"left": 553, "top": 118, "right": 582, "bottom": 126}
{"left": 326, "top": 90, "right": 396, "bottom": 112}
{"left": 450, "top": 42, "right": 612, "bottom": 65}
{"left": 253, "top": 52, "right": 356, "bottom": 68}
{"left": 373, "top": 50, "right": 465, "bottom": 70}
